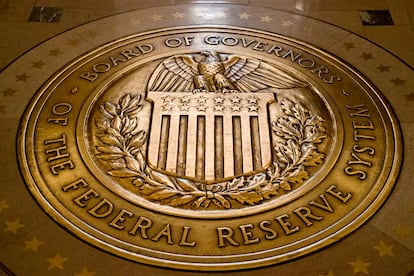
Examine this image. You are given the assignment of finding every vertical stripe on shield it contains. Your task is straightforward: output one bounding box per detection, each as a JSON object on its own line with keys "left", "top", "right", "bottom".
{"left": 157, "top": 115, "right": 170, "bottom": 170}
{"left": 195, "top": 116, "right": 206, "bottom": 180}
{"left": 250, "top": 116, "right": 262, "bottom": 170}
{"left": 176, "top": 115, "right": 188, "bottom": 176}
{"left": 232, "top": 116, "right": 243, "bottom": 176}
{"left": 214, "top": 116, "right": 224, "bottom": 179}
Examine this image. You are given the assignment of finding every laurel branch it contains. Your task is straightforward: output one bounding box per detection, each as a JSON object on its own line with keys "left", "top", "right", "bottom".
{"left": 95, "top": 94, "right": 327, "bottom": 209}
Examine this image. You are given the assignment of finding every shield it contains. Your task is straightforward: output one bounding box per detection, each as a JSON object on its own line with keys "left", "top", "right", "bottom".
{"left": 146, "top": 91, "right": 275, "bottom": 182}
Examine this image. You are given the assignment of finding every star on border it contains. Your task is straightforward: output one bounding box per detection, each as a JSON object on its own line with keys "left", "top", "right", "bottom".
{"left": 49, "top": 48, "right": 63, "bottom": 57}
{"left": 172, "top": 12, "right": 184, "bottom": 19}
{"left": 343, "top": 42, "right": 355, "bottom": 50}
{"left": 391, "top": 78, "right": 407, "bottom": 86}
{"left": 24, "top": 236, "right": 45, "bottom": 252}
{"left": 151, "top": 14, "right": 162, "bottom": 21}
{"left": 238, "top": 12, "right": 251, "bottom": 20}
{"left": 4, "top": 218, "right": 24, "bottom": 234}
{"left": 377, "top": 64, "right": 391, "bottom": 72}
{"left": 348, "top": 257, "right": 370, "bottom": 274}
{"left": 360, "top": 52, "right": 373, "bottom": 60}
{"left": 16, "top": 73, "right": 29, "bottom": 82}
{"left": 1, "top": 88, "right": 17, "bottom": 97}
{"left": 281, "top": 20, "right": 294, "bottom": 27}
{"left": 260, "top": 16, "right": 273, "bottom": 23}
{"left": 373, "top": 240, "right": 394, "bottom": 257}
{"left": 31, "top": 60, "right": 45, "bottom": 69}
{"left": 46, "top": 254, "right": 69, "bottom": 270}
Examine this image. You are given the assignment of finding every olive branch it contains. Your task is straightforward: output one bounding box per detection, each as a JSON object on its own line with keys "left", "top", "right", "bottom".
{"left": 95, "top": 94, "right": 327, "bottom": 209}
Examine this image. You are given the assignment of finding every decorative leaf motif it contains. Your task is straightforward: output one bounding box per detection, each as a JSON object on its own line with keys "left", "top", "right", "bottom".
{"left": 108, "top": 168, "right": 139, "bottom": 177}
{"left": 147, "top": 189, "right": 180, "bottom": 200}
{"left": 97, "top": 134, "right": 120, "bottom": 146}
{"left": 168, "top": 195, "right": 198, "bottom": 206}
{"left": 175, "top": 178, "right": 198, "bottom": 192}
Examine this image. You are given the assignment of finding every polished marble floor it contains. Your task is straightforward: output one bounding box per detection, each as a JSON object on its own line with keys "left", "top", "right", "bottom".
{"left": 1, "top": 1, "right": 413, "bottom": 275}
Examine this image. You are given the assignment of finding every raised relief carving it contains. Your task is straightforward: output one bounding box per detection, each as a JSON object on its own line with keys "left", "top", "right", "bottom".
{"left": 94, "top": 51, "right": 327, "bottom": 210}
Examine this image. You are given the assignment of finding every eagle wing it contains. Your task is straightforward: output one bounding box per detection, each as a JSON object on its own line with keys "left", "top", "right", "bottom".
{"left": 223, "top": 55, "right": 308, "bottom": 92}
{"left": 148, "top": 55, "right": 198, "bottom": 92}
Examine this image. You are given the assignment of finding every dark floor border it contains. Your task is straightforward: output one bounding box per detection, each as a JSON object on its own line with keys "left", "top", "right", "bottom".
{"left": 0, "top": 3, "right": 413, "bottom": 73}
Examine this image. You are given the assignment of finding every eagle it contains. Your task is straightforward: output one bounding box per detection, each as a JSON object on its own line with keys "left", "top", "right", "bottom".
{"left": 149, "top": 50, "right": 308, "bottom": 93}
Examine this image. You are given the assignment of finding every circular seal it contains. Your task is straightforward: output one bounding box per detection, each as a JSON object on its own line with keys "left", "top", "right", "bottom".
{"left": 18, "top": 26, "right": 402, "bottom": 270}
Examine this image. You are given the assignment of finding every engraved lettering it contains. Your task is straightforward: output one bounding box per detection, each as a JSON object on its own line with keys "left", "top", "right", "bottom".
{"left": 136, "top": 44, "right": 153, "bottom": 54}
{"left": 120, "top": 49, "right": 140, "bottom": 59}
{"left": 275, "top": 214, "right": 300, "bottom": 235}
{"left": 294, "top": 206, "right": 323, "bottom": 227}
{"left": 252, "top": 41, "right": 268, "bottom": 51}
{"left": 152, "top": 224, "right": 174, "bottom": 245}
{"left": 183, "top": 36, "right": 194, "bottom": 46}
{"left": 309, "top": 194, "right": 334, "bottom": 213}
{"left": 266, "top": 45, "right": 283, "bottom": 56}
{"left": 79, "top": 71, "right": 98, "bottom": 82}
{"left": 74, "top": 188, "right": 99, "bottom": 207}
{"left": 353, "top": 131, "right": 376, "bottom": 141}
{"left": 217, "top": 227, "right": 240, "bottom": 247}
{"left": 80, "top": 44, "right": 153, "bottom": 81}
{"left": 179, "top": 226, "right": 196, "bottom": 247}
{"left": 240, "top": 38, "right": 256, "bottom": 48}
{"left": 352, "top": 120, "right": 374, "bottom": 129}
{"left": 348, "top": 152, "right": 372, "bottom": 167}
{"left": 325, "top": 75, "right": 341, "bottom": 84}
{"left": 222, "top": 36, "right": 238, "bottom": 46}
{"left": 326, "top": 185, "right": 352, "bottom": 203}
{"left": 88, "top": 198, "right": 114, "bottom": 218}
{"left": 346, "top": 104, "right": 371, "bottom": 118}
{"left": 44, "top": 134, "right": 75, "bottom": 174}
{"left": 239, "top": 224, "right": 260, "bottom": 245}
{"left": 128, "top": 216, "right": 152, "bottom": 238}
{"left": 282, "top": 50, "right": 302, "bottom": 62}
{"left": 48, "top": 103, "right": 72, "bottom": 126}
{"left": 45, "top": 145, "right": 69, "bottom": 162}
{"left": 205, "top": 35, "right": 219, "bottom": 45}
{"left": 298, "top": 58, "right": 316, "bottom": 68}
{"left": 93, "top": 63, "right": 111, "bottom": 73}
{"left": 109, "top": 209, "right": 133, "bottom": 229}
{"left": 110, "top": 56, "right": 127, "bottom": 67}
{"left": 259, "top": 220, "right": 278, "bottom": 240}
{"left": 165, "top": 37, "right": 183, "bottom": 48}
{"left": 344, "top": 166, "right": 367, "bottom": 180}
{"left": 353, "top": 144, "right": 375, "bottom": 155}
{"left": 50, "top": 160, "right": 75, "bottom": 174}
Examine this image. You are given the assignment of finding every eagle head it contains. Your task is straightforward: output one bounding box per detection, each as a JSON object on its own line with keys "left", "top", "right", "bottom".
{"left": 200, "top": 50, "right": 221, "bottom": 63}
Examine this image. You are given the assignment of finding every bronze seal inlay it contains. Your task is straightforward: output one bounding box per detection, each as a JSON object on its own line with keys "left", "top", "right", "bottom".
{"left": 18, "top": 26, "right": 402, "bottom": 270}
